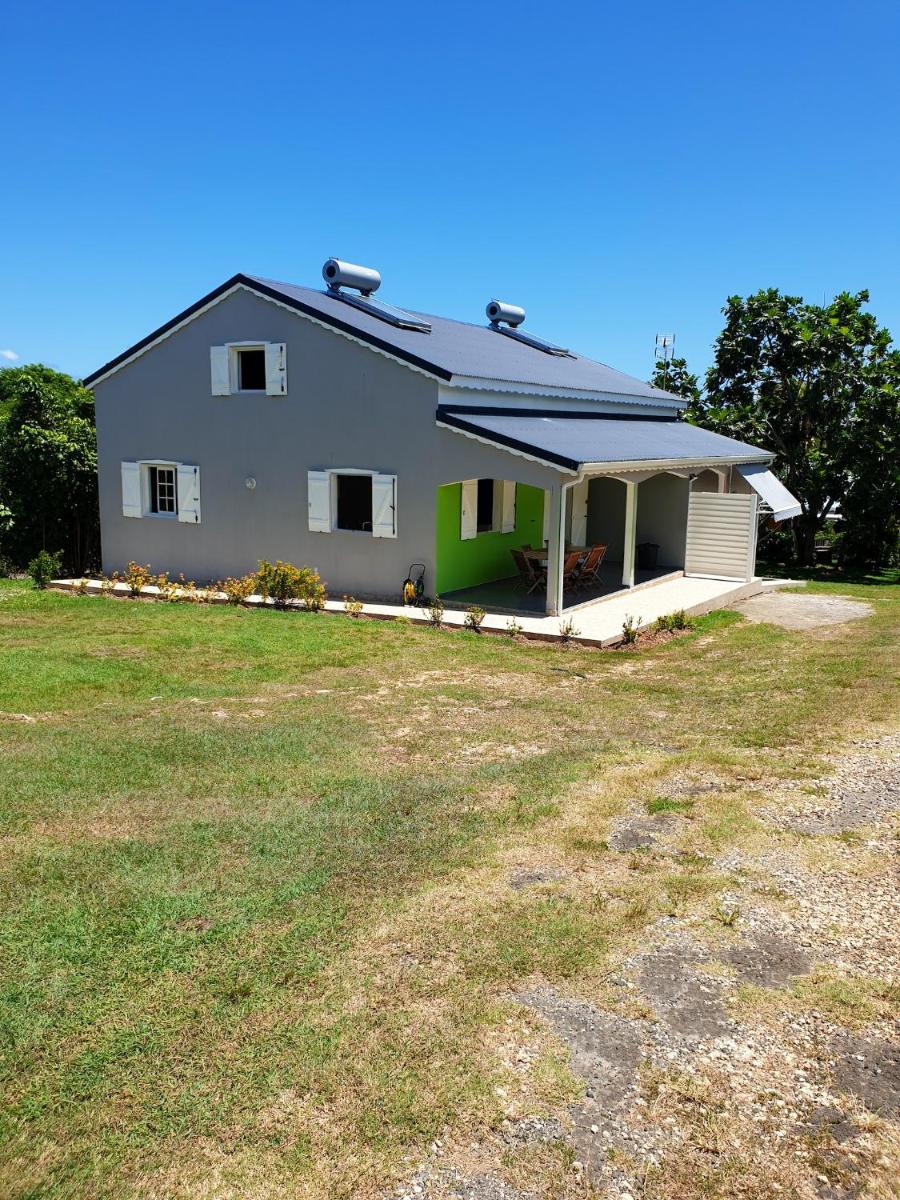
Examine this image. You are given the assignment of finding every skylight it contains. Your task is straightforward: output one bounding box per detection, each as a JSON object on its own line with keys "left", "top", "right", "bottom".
{"left": 328, "top": 290, "right": 432, "bottom": 333}
{"left": 494, "top": 325, "right": 573, "bottom": 357}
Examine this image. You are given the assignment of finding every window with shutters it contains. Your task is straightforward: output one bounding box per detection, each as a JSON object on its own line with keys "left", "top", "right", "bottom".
{"left": 210, "top": 342, "right": 287, "bottom": 395}
{"left": 308, "top": 470, "right": 396, "bottom": 538}
{"left": 120, "top": 460, "right": 201, "bottom": 524}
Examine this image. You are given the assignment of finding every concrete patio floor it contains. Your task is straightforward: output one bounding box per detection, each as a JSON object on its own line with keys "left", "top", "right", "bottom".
{"left": 442, "top": 564, "right": 679, "bottom": 615}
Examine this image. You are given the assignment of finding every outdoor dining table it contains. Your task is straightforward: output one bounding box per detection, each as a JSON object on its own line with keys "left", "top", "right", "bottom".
{"left": 522, "top": 545, "right": 588, "bottom": 562}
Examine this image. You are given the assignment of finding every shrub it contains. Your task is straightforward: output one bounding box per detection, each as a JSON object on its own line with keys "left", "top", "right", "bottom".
{"left": 621, "top": 614, "right": 642, "bottom": 645}
{"left": 423, "top": 595, "right": 444, "bottom": 627}
{"left": 73, "top": 576, "right": 90, "bottom": 595}
{"left": 99, "top": 573, "right": 117, "bottom": 596}
{"left": 464, "top": 604, "right": 486, "bottom": 632}
{"left": 27, "top": 549, "right": 63, "bottom": 589}
{"left": 558, "top": 617, "right": 580, "bottom": 645}
{"left": 653, "top": 609, "right": 692, "bottom": 634}
{"left": 153, "top": 571, "right": 178, "bottom": 601}
{"left": 505, "top": 618, "right": 524, "bottom": 638}
{"left": 218, "top": 575, "right": 256, "bottom": 605}
{"left": 256, "top": 560, "right": 327, "bottom": 611}
{"left": 0, "top": 552, "right": 16, "bottom": 579}
{"left": 124, "top": 561, "right": 152, "bottom": 597}
{"left": 343, "top": 595, "right": 364, "bottom": 618}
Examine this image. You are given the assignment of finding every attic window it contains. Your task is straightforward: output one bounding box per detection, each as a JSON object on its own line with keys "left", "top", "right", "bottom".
{"left": 237, "top": 348, "right": 266, "bottom": 391}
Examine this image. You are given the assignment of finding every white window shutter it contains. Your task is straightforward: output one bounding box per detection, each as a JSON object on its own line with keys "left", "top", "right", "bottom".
{"left": 265, "top": 342, "right": 287, "bottom": 395}
{"left": 121, "top": 461, "right": 142, "bottom": 518}
{"left": 500, "top": 480, "right": 517, "bottom": 533}
{"left": 210, "top": 346, "right": 231, "bottom": 395}
{"left": 308, "top": 470, "right": 331, "bottom": 532}
{"left": 570, "top": 479, "right": 589, "bottom": 545}
{"left": 177, "top": 464, "right": 201, "bottom": 524}
{"left": 372, "top": 473, "right": 397, "bottom": 538}
{"left": 460, "top": 479, "right": 478, "bottom": 540}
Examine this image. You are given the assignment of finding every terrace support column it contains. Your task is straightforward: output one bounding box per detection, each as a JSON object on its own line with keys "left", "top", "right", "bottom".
{"left": 622, "top": 480, "right": 638, "bottom": 588}
{"left": 545, "top": 483, "right": 567, "bottom": 616}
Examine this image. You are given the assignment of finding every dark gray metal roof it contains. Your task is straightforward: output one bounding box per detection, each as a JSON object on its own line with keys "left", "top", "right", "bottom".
{"left": 437, "top": 408, "right": 771, "bottom": 472}
{"left": 247, "top": 276, "right": 679, "bottom": 402}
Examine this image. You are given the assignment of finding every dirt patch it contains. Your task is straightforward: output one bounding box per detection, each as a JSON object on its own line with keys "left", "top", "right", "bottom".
{"left": 765, "top": 733, "right": 900, "bottom": 834}
{"left": 731, "top": 591, "right": 873, "bottom": 631}
{"left": 515, "top": 987, "right": 654, "bottom": 1178}
{"left": 608, "top": 811, "right": 689, "bottom": 853}
{"left": 720, "top": 932, "right": 812, "bottom": 989}
{"left": 637, "top": 938, "right": 731, "bottom": 1039}
{"left": 508, "top": 869, "right": 568, "bottom": 890}
{"left": 830, "top": 1031, "right": 900, "bottom": 1117}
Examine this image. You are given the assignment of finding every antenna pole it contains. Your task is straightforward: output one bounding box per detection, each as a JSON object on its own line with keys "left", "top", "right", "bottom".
{"left": 655, "top": 332, "right": 675, "bottom": 388}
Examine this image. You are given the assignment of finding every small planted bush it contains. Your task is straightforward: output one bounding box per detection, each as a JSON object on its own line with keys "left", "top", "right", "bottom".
{"left": 558, "top": 617, "right": 580, "bottom": 645}
{"left": 27, "top": 549, "right": 63, "bottom": 589}
{"left": 256, "top": 560, "right": 327, "bottom": 610}
{"left": 218, "top": 575, "right": 256, "bottom": 605}
{"left": 505, "top": 617, "right": 524, "bottom": 638}
{"left": 423, "top": 595, "right": 444, "bottom": 628}
{"left": 464, "top": 604, "right": 486, "bottom": 632}
{"left": 343, "top": 595, "right": 364, "bottom": 618}
{"left": 653, "top": 609, "right": 692, "bottom": 634}
{"left": 124, "top": 561, "right": 152, "bottom": 597}
{"left": 621, "top": 614, "right": 642, "bottom": 645}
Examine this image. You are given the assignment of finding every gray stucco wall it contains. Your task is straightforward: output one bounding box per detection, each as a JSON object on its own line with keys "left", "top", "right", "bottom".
{"left": 94, "top": 287, "right": 561, "bottom": 599}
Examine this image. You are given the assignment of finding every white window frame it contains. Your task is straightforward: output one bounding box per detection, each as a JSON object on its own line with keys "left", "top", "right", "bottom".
{"left": 332, "top": 469, "right": 375, "bottom": 535}
{"left": 227, "top": 342, "right": 268, "bottom": 394}
{"left": 137, "top": 459, "right": 179, "bottom": 519}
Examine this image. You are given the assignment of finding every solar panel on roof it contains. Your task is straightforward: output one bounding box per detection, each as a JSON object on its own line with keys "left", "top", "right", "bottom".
{"left": 327, "top": 289, "right": 432, "bottom": 332}
{"left": 494, "top": 325, "right": 573, "bottom": 357}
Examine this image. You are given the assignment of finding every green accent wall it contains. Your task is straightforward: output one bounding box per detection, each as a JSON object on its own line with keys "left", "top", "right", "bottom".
{"left": 435, "top": 483, "right": 545, "bottom": 593}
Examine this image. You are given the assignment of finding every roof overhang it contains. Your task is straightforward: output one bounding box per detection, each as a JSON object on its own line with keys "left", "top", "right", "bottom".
{"left": 437, "top": 407, "right": 772, "bottom": 475}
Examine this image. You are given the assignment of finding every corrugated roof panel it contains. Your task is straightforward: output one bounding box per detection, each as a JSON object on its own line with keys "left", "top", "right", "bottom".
{"left": 247, "top": 276, "right": 680, "bottom": 403}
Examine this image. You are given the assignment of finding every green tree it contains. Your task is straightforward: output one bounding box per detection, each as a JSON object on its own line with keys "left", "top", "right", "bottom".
{"left": 686, "top": 289, "right": 899, "bottom": 566}
{"left": 649, "top": 355, "right": 700, "bottom": 401}
{"left": 0, "top": 365, "right": 99, "bottom": 573}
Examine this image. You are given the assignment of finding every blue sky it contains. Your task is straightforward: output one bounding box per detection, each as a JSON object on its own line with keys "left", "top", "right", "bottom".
{"left": 2, "top": 0, "right": 899, "bottom": 384}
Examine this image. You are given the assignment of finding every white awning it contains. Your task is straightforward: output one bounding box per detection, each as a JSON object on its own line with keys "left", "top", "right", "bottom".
{"left": 736, "top": 463, "right": 802, "bottom": 522}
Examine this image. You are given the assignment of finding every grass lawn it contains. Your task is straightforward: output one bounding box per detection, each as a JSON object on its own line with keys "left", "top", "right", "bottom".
{"left": 0, "top": 574, "right": 897, "bottom": 1198}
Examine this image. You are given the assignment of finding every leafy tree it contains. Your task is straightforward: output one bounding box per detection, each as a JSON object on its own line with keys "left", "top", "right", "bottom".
{"left": 685, "top": 289, "right": 899, "bottom": 565}
{"left": 649, "top": 355, "right": 700, "bottom": 401}
{"left": 0, "top": 365, "right": 99, "bottom": 573}
{"left": 837, "top": 347, "right": 900, "bottom": 568}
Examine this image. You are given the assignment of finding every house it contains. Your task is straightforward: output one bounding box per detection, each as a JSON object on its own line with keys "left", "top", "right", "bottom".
{"left": 85, "top": 259, "right": 800, "bottom": 616}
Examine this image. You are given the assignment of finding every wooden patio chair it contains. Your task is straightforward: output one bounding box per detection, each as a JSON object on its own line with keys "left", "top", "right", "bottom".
{"left": 574, "top": 543, "right": 608, "bottom": 590}
{"left": 561, "top": 550, "right": 583, "bottom": 592}
{"left": 511, "top": 548, "right": 547, "bottom": 595}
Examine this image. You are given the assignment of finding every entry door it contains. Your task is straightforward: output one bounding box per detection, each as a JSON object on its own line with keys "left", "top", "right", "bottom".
{"left": 685, "top": 491, "right": 758, "bottom": 581}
